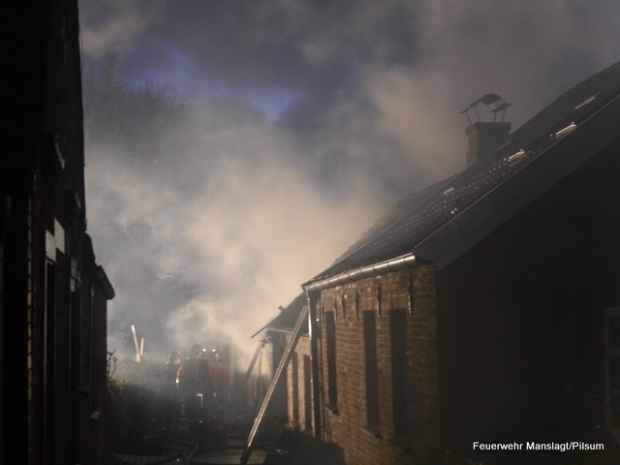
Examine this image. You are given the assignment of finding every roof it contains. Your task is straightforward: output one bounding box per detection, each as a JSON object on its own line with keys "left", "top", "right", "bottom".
{"left": 257, "top": 293, "right": 308, "bottom": 336}
{"left": 307, "top": 61, "right": 620, "bottom": 283}
{"left": 95, "top": 265, "right": 115, "bottom": 300}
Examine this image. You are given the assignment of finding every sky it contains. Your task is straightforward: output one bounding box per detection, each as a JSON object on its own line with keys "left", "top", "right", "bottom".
{"left": 78, "top": 0, "right": 620, "bottom": 365}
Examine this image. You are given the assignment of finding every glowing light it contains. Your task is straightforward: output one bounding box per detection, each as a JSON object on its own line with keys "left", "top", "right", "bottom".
{"left": 554, "top": 122, "right": 577, "bottom": 139}
{"left": 506, "top": 149, "right": 527, "bottom": 164}
{"left": 575, "top": 94, "right": 597, "bottom": 111}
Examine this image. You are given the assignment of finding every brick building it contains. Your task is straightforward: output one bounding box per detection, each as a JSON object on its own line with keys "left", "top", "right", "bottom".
{"left": 3, "top": 1, "right": 115, "bottom": 464}
{"left": 258, "top": 294, "right": 315, "bottom": 434}
{"left": 295, "top": 62, "right": 620, "bottom": 465}
{"left": 251, "top": 294, "right": 307, "bottom": 431}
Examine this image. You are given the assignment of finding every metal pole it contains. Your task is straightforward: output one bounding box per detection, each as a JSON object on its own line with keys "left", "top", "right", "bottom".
{"left": 240, "top": 304, "right": 309, "bottom": 464}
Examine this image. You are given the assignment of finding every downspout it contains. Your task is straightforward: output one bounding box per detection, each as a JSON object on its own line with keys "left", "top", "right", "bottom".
{"left": 304, "top": 288, "right": 323, "bottom": 440}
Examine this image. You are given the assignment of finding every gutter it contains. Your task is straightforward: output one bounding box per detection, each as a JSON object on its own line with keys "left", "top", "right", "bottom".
{"left": 253, "top": 326, "right": 301, "bottom": 338}
{"left": 250, "top": 321, "right": 274, "bottom": 339}
{"left": 264, "top": 326, "right": 306, "bottom": 336}
{"left": 304, "top": 85, "right": 620, "bottom": 294}
{"left": 302, "top": 252, "right": 416, "bottom": 292}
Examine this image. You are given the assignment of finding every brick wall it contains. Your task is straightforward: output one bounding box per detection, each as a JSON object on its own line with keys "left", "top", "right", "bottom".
{"left": 314, "top": 265, "right": 440, "bottom": 465}
{"left": 286, "top": 335, "right": 313, "bottom": 433}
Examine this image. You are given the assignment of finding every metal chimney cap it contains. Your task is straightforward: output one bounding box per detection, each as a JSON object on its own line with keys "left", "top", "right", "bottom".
{"left": 461, "top": 93, "right": 511, "bottom": 123}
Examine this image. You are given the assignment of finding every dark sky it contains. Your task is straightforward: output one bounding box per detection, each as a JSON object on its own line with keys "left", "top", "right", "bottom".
{"left": 78, "top": 0, "right": 620, "bottom": 363}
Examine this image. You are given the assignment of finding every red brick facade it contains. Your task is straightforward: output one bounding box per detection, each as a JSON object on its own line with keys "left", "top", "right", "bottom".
{"left": 269, "top": 65, "right": 620, "bottom": 465}
{"left": 310, "top": 265, "right": 440, "bottom": 465}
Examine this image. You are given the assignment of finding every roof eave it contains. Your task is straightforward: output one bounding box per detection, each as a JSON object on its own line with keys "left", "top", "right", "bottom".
{"left": 303, "top": 252, "right": 417, "bottom": 292}
{"left": 95, "top": 265, "right": 115, "bottom": 300}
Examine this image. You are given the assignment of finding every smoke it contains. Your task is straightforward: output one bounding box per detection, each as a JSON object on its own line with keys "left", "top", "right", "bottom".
{"left": 85, "top": 87, "right": 386, "bottom": 365}
{"left": 80, "top": 0, "right": 166, "bottom": 59}
{"left": 80, "top": 0, "right": 620, "bottom": 367}
{"left": 357, "top": 0, "right": 620, "bottom": 181}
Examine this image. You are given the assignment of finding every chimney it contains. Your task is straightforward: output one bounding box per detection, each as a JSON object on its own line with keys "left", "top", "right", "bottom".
{"left": 461, "top": 94, "right": 511, "bottom": 167}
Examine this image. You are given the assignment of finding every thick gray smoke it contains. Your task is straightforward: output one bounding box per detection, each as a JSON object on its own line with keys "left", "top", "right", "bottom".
{"left": 80, "top": 0, "right": 620, "bottom": 366}
{"left": 84, "top": 85, "right": 386, "bottom": 364}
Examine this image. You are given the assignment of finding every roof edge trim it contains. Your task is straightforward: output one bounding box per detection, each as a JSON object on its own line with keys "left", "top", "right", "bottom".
{"left": 96, "top": 265, "right": 115, "bottom": 300}
{"left": 265, "top": 327, "right": 304, "bottom": 336}
{"left": 303, "top": 252, "right": 416, "bottom": 291}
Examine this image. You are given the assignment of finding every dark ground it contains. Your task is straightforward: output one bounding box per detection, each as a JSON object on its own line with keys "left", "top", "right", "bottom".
{"left": 106, "top": 379, "right": 346, "bottom": 465}
{"left": 266, "top": 430, "right": 345, "bottom": 465}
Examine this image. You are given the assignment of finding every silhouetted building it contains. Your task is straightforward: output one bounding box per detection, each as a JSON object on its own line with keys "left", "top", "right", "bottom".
{"left": 3, "top": 1, "right": 115, "bottom": 464}
{"left": 297, "top": 62, "right": 620, "bottom": 465}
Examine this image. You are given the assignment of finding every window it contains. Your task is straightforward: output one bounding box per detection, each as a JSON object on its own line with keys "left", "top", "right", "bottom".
{"left": 363, "top": 311, "right": 379, "bottom": 431}
{"left": 606, "top": 308, "right": 620, "bottom": 427}
{"left": 325, "top": 311, "right": 338, "bottom": 410}
{"left": 291, "top": 353, "right": 299, "bottom": 426}
{"left": 303, "top": 355, "right": 312, "bottom": 431}
{"left": 390, "top": 309, "right": 409, "bottom": 437}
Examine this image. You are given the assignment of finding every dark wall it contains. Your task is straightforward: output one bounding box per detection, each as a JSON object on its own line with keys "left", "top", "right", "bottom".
{"left": 42, "top": 0, "right": 87, "bottom": 211}
{"left": 2, "top": 1, "right": 113, "bottom": 464}
{"left": 437, "top": 135, "right": 620, "bottom": 458}
{"left": 3, "top": 3, "right": 50, "bottom": 460}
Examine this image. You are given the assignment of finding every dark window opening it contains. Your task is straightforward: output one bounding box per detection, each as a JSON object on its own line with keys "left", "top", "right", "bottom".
{"left": 291, "top": 353, "right": 299, "bottom": 426}
{"left": 363, "top": 311, "right": 379, "bottom": 432}
{"left": 303, "top": 355, "right": 312, "bottom": 431}
{"left": 325, "top": 311, "right": 338, "bottom": 410}
{"left": 390, "top": 309, "right": 408, "bottom": 437}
